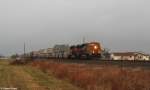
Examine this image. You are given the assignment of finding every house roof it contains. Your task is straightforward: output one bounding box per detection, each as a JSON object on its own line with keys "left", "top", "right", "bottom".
{"left": 112, "top": 52, "right": 150, "bottom": 56}
{"left": 112, "top": 52, "right": 136, "bottom": 56}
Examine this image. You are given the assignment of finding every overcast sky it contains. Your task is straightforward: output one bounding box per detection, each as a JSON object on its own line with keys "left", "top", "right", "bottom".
{"left": 0, "top": 0, "right": 150, "bottom": 55}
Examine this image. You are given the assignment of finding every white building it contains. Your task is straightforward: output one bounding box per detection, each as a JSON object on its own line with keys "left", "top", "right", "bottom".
{"left": 111, "top": 52, "right": 150, "bottom": 61}
{"left": 31, "top": 48, "right": 53, "bottom": 58}
{"left": 53, "top": 45, "right": 70, "bottom": 58}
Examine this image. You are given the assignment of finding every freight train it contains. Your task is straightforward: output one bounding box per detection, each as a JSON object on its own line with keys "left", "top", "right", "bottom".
{"left": 28, "top": 42, "right": 103, "bottom": 59}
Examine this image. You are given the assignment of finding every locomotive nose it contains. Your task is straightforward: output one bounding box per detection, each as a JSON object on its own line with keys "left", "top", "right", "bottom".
{"left": 92, "top": 45, "right": 101, "bottom": 55}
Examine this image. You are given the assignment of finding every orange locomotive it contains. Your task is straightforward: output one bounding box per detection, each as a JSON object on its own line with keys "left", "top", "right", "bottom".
{"left": 68, "top": 42, "right": 103, "bottom": 59}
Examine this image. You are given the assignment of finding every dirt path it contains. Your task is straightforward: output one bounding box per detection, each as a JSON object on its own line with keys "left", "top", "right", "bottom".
{"left": 0, "top": 61, "right": 46, "bottom": 90}
{"left": 0, "top": 61, "right": 81, "bottom": 90}
{"left": 12, "top": 66, "right": 46, "bottom": 90}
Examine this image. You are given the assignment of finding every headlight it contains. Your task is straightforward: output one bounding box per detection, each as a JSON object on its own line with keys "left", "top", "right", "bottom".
{"left": 94, "top": 46, "right": 98, "bottom": 49}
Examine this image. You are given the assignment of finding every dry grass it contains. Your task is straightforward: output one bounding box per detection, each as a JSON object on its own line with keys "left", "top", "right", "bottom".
{"left": 31, "top": 61, "right": 150, "bottom": 90}
{"left": 0, "top": 60, "right": 81, "bottom": 90}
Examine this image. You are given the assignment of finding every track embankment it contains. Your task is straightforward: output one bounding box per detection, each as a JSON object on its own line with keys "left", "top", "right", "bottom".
{"left": 37, "top": 59, "right": 150, "bottom": 69}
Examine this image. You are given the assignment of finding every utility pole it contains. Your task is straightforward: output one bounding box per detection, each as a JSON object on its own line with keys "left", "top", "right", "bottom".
{"left": 83, "top": 37, "right": 85, "bottom": 43}
{"left": 24, "top": 43, "right": 26, "bottom": 58}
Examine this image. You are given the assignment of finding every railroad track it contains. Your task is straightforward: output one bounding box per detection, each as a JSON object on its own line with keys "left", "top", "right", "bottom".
{"left": 46, "top": 59, "right": 150, "bottom": 69}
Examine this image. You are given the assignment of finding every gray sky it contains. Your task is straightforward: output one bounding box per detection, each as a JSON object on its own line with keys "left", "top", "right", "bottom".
{"left": 0, "top": 0, "right": 150, "bottom": 55}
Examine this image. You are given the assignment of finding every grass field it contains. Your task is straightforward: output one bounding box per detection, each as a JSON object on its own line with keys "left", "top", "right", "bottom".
{"left": 0, "top": 60, "right": 82, "bottom": 90}
{"left": 2, "top": 59, "right": 150, "bottom": 90}
{"left": 31, "top": 60, "right": 150, "bottom": 90}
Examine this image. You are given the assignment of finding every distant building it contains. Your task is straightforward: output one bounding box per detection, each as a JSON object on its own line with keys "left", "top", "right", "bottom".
{"left": 31, "top": 48, "right": 53, "bottom": 58}
{"left": 46, "top": 48, "right": 54, "bottom": 57}
{"left": 31, "top": 51, "right": 39, "bottom": 57}
{"left": 111, "top": 52, "right": 150, "bottom": 61}
{"left": 53, "top": 45, "right": 70, "bottom": 58}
